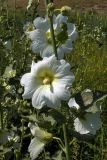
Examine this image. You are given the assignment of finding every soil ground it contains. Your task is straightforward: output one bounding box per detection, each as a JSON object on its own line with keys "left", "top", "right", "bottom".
{"left": 2, "top": 0, "right": 107, "bottom": 13}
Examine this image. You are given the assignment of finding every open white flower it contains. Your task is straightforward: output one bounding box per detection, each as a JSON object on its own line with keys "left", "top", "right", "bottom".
{"left": 68, "top": 97, "right": 101, "bottom": 135}
{"left": 28, "top": 13, "right": 78, "bottom": 59}
{"left": 28, "top": 123, "right": 52, "bottom": 160}
{"left": 21, "top": 55, "right": 74, "bottom": 109}
{"left": 74, "top": 112, "right": 101, "bottom": 135}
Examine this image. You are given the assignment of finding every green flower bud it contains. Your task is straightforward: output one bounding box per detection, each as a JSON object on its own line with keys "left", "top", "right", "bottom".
{"left": 61, "top": 6, "right": 71, "bottom": 16}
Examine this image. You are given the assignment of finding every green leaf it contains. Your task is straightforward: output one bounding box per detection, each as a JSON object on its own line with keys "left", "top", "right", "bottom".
{"left": 48, "top": 109, "right": 66, "bottom": 125}
{"left": 0, "top": 129, "right": 9, "bottom": 145}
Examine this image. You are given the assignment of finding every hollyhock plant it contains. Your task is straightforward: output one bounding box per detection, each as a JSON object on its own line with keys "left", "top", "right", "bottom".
{"left": 68, "top": 97, "right": 101, "bottom": 135}
{"left": 21, "top": 55, "right": 74, "bottom": 109}
{"left": 28, "top": 123, "right": 52, "bottom": 160}
{"left": 28, "top": 13, "right": 78, "bottom": 59}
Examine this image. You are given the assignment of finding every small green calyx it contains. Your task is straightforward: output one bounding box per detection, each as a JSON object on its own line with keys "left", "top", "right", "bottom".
{"left": 46, "top": 23, "right": 68, "bottom": 45}
{"left": 55, "top": 23, "right": 68, "bottom": 44}
{"left": 60, "top": 23, "right": 68, "bottom": 31}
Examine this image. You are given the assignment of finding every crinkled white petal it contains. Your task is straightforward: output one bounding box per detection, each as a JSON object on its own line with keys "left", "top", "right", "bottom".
{"left": 74, "top": 112, "right": 101, "bottom": 135}
{"left": 41, "top": 45, "right": 65, "bottom": 60}
{"left": 55, "top": 14, "right": 68, "bottom": 25}
{"left": 57, "top": 47, "right": 65, "bottom": 59}
{"left": 32, "top": 85, "right": 61, "bottom": 108}
{"left": 41, "top": 45, "right": 54, "bottom": 58}
{"left": 28, "top": 29, "right": 46, "bottom": 42}
{"left": 61, "top": 39, "right": 73, "bottom": 53}
{"left": 28, "top": 137, "right": 45, "bottom": 160}
{"left": 29, "top": 29, "right": 47, "bottom": 53}
{"left": 20, "top": 73, "right": 40, "bottom": 99}
{"left": 33, "top": 17, "right": 49, "bottom": 31}
{"left": 68, "top": 98, "right": 80, "bottom": 110}
{"left": 28, "top": 122, "right": 39, "bottom": 136}
{"left": 67, "top": 23, "right": 78, "bottom": 41}
{"left": 31, "top": 56, "right": 57, "bottom": 75}
{"left": 32, "top": 86, "right": 46, "bottom": 109}
{"left": 52, "top": 83, "right": 71, "bottom": 101}
{"left": 55, "top": 59, "right": 74, "bottom": 79}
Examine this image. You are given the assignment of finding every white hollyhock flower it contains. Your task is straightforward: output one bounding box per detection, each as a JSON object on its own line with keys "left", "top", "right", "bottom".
{"left": 21, "top": 56, "right": 74, "bottom": 109}
{"left": 68, "top": 97, "right": 101, "bottom": 135}
{"left": 28, "top": 123, "right": 52, "bottom": 160}
{"left": 74, "top": 112, "right": 101, "bottom": 135}
{"left": 28, "top": 13, "right": 78, "bottom": 59}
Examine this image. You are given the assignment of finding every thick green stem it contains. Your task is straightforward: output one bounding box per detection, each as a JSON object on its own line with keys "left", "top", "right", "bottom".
{"left": 63, "top": 124, "right": 70, "bottom": 160}
{"left": 45, "top": 0, "right": 58, "bottom": 59}
{"left": 48, "top": 16, "right": 58, "bottom": 59}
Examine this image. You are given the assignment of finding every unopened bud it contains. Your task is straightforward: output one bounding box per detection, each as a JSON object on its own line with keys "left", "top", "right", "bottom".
{"left": 61, "top": 6, "right": 71, "bottom": 16}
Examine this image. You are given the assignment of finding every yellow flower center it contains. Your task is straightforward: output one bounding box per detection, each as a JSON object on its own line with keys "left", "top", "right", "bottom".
{"left": 43, "top": 77, "right": 51, "bottom": 85}
{"left": 27, "top": 25, "right": 33, "bottom": 32}
{"left": 37, "top": 68, "right": 54, "bottom": 85}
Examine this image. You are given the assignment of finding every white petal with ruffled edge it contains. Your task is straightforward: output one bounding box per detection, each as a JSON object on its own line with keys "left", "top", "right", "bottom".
{"left": 29, "top": 29, "right": 47, "bottom": 53}
{"left": 55, "top": 14, "right": 68, "bottom": 26}
{"left": 67, "top": 23, "right": 78, "bottom": 41}
{"left": 28, "top": 137, "right": 45, "bottom": 160}
{"left": 32, "top": 85, "right": 61, "bottom": 109}
{"left": 21, "top": 73, "right": 40, "bottom": 99}
{"left": 74, "top": 112, "right": 101, "bottom": 135}
{"left": 33, "top": 17, "right": 49, "bottom": 31}
{"left": 68, "top": 98, "right": 80, "bottom": 110}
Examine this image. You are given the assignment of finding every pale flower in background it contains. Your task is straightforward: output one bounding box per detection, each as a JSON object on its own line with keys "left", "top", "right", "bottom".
{"left": 68, "top": 96, "right": 101, "bottom": 135}
{"left": 74, "top": 112, "right": 101, "bottom": 135}
{"left": 28, "top": 122, "right": 52, "bottom": 160}
{"left": 28, "top": 13, "right": 78, "bottom": 59}
{"left": 21, "top": 55, "right": 74, "bottom": 109}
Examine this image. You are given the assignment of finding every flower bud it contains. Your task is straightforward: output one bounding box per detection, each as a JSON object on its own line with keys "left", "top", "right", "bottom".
{"left": 61, "top": 6, "right": 71, "bottom": 16}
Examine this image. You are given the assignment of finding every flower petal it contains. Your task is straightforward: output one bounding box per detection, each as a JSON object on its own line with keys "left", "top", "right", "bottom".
{"left": 33, "top": 17, "right": 49, "bottom": 31}
{"left": 28, "top": 137, "right": 45, "bottom": 160}
{"left": 67, "top": 23, "right": 78, "bottom": 41}
{"left": 74, "top": 112, "right": 101, "bottom": 135}
{"left": 21, "top": 73, "right": 39, "bottom": 99}
{"left": 32, "top": 85, "right": 60, "bottom": 108}
{"left": 41, "top": 45, "right": 54, "bottom": 58}
{"left": 29, "top": 29, "right": 47, "bottom": 53}
{"left": 32, "top": 86, "right": 46, "bottom": 109}
{"left": 55, "top": 14, "right": 68, "bottom": 25}
{"left": 68, "top": 98, "right": 80, "bottom": 109}
{"left": 53, "top": 83, "right": 71, "bottom": 101}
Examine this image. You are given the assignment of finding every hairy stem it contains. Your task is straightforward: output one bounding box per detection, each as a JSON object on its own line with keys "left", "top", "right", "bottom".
{"left": 48, "top": 16, "right": 58, "bottom": 59}
{"left": 63, "top": 124, "right": 70, "bottom": 160}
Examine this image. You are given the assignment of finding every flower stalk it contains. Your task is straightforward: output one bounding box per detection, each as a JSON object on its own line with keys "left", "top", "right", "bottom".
{"left": 48, "top": 15, "right": 58, "bottom": 59}
{"left": 63, "top": 124, "right": 70, "bottom": 160}
{"left": 45, "top": 1, "right": 58, "bottom": 59}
